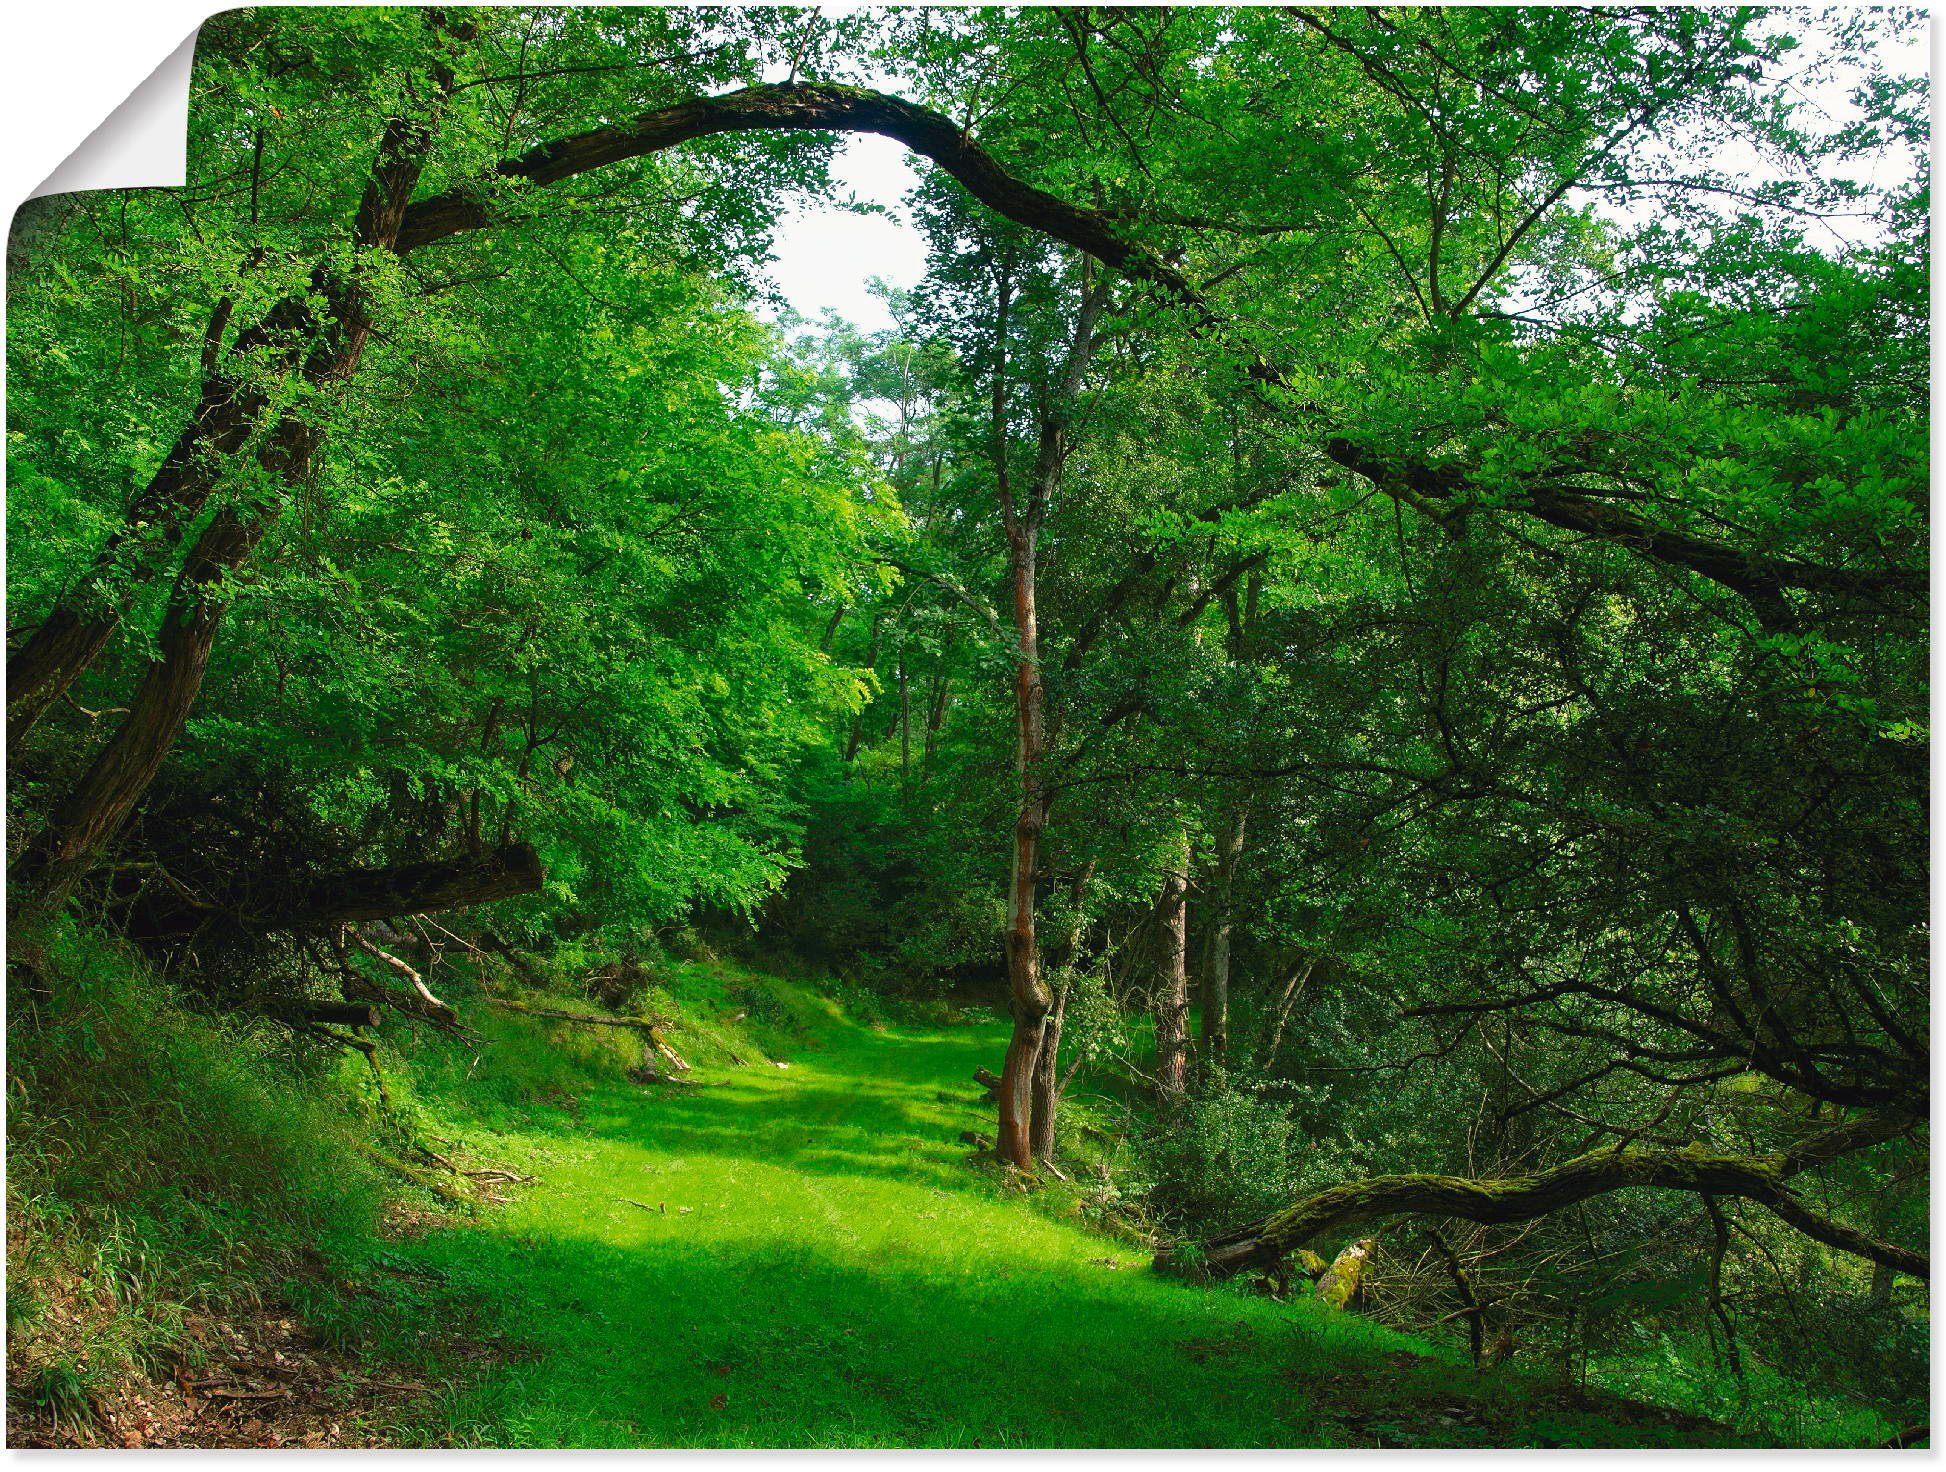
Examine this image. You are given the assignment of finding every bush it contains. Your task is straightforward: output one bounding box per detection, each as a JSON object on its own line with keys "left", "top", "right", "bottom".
{"left": 1144, "top": 1083, "right": 1308, "bottom": 1232}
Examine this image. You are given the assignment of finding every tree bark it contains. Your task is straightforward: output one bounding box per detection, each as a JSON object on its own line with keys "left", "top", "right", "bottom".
{"left": 280, "top": 843, "right": 545, "bottom": 929}
{"left": 990, "top": 260, "right": 1109, "bottom": 1169}
{"left": 1028, "top": 979, "right": 1069, "bottom": 1166}
{"left": 1153, "top": 833, "right": 1192, "bottom": 1099}
{"left": 1871, "top": 1260, "right": 1897, "bottom": 1305}
{"left": 1258, "top": 951, "right": 1319, "bottom": 1068}
{"left": 1428, "top": 1229, "right": 1486, "bottom": 1365}
{"left": 1314, "top": 1237, "right": 1374, "bottom": 1310}
{"left": 1029, "top": 860, "right": 1095, "bottom": 1165}
{"left": 843, "top": 609, "right": 888, "bottom": 763}
{"left": 1198, "top": 806, "right": 1246, "bottom": 1069}
{"left": 996, "top": 517, "right": 1051, "bottom": 1168}
{"left": 296, "top": 1001, "right": 382, "bottom": 1030}
{"left": 921, "top": 665, "right": 950, "bottom": 776}
{"left": 898, "top": 653, "right": 911, "bottom": 780}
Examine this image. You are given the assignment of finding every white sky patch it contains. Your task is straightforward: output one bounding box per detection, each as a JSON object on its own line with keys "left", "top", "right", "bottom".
{"left": 764, "top": 124, "right": 927, "bottom": 335}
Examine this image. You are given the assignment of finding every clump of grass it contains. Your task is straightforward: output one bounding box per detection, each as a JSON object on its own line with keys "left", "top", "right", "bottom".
{"left": 7, "top": 920, "right": 387, "bottom": 1417}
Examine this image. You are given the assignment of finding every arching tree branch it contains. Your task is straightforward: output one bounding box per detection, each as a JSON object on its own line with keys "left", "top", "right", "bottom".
{"left": 395, "top": 81, "right": 1193, "bottom": 296}
{"left": 1181, "top": 1111, "right": 1924, "bottom": 1282}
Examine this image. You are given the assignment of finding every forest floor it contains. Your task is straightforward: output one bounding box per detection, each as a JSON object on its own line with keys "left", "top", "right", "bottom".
{"left": 344, "top": 981, "right": 1738, "bottom": 1448}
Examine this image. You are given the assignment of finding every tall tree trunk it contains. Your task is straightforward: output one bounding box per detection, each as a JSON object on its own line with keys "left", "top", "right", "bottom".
{"left": 989, "top": 254, "right": 1106, "bottom": 1169}
{"left": 9, "top": 19, "right": 471, "bottom": 925}
{"left": 921, "top": 665, "right": 950, "bottom": 775}
{"left": 1199, "top": 805, "right": 1246, "bottom": 1070}
{"left": 1870, "top": 1260, "right": 1897, "bottom": 1305}
{"left": 898, "top": 653, "right": 911, "bottom": 781}
{"left": 1029, "top": 979, "right": 1070, "bottom": 1167}
{"left": 1870, "top": 1199, "right": 1899, "bottom": 1304}
{"left": 1259, "top": 951, "right": 1319, "bottom": 1068}
{"left": 1154, "top": 832, "right": 1192, "bottom": 1098}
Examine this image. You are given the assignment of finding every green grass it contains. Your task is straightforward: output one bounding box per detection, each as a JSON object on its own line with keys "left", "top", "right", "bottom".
{"left": 376, "top": 970, "right": 1744, "bottom": 1448}
{"left": 8, "top": 936, "right": 1862, "bottom": 1448}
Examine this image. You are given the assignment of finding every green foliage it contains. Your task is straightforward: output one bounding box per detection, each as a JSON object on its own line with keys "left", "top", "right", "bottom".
{"left": 4, "top": 3, "right": 1928, "bottom": 1448}
{"left": 1141, "top": 1083, "right": 1309, "bottom": 1232}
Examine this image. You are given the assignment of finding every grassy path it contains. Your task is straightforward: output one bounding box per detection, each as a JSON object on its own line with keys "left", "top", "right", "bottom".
{"left": 385, "top": 991, "right": 1722, "bottom": 1448}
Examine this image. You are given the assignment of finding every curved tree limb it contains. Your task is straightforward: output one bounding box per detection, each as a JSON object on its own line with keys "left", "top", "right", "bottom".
{"left": 1183, "top": 1111, "right": 1924, "bottom": 1281}
{"left": 15, "top": 75, "right": 1910, "bottom": 769}
{"left": 395, "top": 81, "right": 1192, "bottom": 295}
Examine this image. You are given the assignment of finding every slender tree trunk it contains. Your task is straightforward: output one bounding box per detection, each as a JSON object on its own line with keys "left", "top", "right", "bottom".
{"left": 818, "top": 603, "right": 847, "bottom": 653}
{"left": 898, "top": 654, "right": 911, "bottom": 781}
{"left": 1259, "top": 951, "right": 1319, "bottom": 1067}
{"left": 1870, "top": 1199, "right": 1899, "bottom": 1304}
{"left": 918, "top": 632, "right": 953, "bottom": 778}
{"left": 1154, "top": 832, "right": 1192, "bottom": 1098}
{"left": 1029, "top": 980, "right": 1069, "bottom": 1166}
{"left": 990, "top": 254, "right": 1106, "bottom": 1169}
{"left": 921, "top": 665, "right": 950, "bottom": 775}
{"left": 996, "top": 523, "right": 1051, "bottom": 1168}
{"left": 844, "top": 609, "right": 887, "bottom": 763}
{"left": 1199, "top": 805, "right": 1246, "bottom": 1070}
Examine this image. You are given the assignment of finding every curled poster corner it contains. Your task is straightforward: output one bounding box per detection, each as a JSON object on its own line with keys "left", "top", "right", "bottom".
{"left": 29, "top": 30, "right": 198, "bottom": 202}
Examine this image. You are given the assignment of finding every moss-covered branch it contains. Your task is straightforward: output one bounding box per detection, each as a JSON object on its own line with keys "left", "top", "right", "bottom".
{"left": 1188, "top": 1113, "right": 1925, "bottom": 1282}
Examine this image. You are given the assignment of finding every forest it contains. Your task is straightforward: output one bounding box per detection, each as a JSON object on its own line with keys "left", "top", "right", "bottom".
{"left": 4, "top": 4, "right": 1929, "bottom": 1449}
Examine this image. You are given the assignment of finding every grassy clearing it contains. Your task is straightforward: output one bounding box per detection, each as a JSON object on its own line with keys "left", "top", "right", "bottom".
{"left": 376, "top": 965, "right": 1742, "bottom": 1448}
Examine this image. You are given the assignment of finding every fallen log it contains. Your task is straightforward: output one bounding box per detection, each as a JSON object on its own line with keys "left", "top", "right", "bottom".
{"left": 487, "top": 997, "right": 689, "bottom": 1069}
{"left": 297, "top": 1001, "right": 381, "bottom": 1030}
{"left": 488, "top": 998, "right": 669, "bottom": 1031}
{"left": 282, "top": 843, "right": 544, "bottom": 928}
{"left": 1177, "top": 1112, "right": 1926, "bottom": 1282}
{"left": 357, "top": 1144, "right": 470, "bottom": 1204}
{"left": 973, "top": 1066, "right": 1003, "bottom": 1096}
